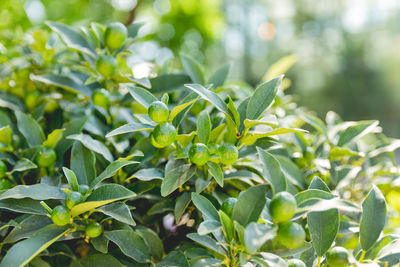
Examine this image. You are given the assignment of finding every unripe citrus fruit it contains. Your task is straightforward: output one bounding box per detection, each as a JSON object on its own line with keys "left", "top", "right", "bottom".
{"left": 92, "top": 88, "right": 110, "bottom": 109}
{"left": 104, "top": 22, "right": 127, "bottom": 50}
{"left": 218, "top": 143, "right": 238, "bottom": 165}
{"left": 269, "top": 191, "right": 297, "bottom": 223}
{"left": 85, "top": 222, "right": 103, "bottom": 238}
{"left": 36, "top": 147, "right": 56, "bottom": 168}
{"left": 287, "top": 259, "right": 306, "bottom": 267}
{"left": 0, "top": 125, "right": 12, "bottom": 145}
{"left": 0, "top": 160, "right": 7, "bottom": 178}
{"left": 44, "top": 99, "right": 58, "bottom": 113}
{"left": 221, "top": 197, "right": 237, "bottom": 218}
{"left": 0, "top": 179, "right": 11, "bottom": 190}
{"left": 326, "top": 247, "right": 349, "bottom": 267}
{"left": 79, "top": 184, "right": 90, "bottom": 195}
{"left": 278, "top": 222, "right": 305, "bottom": 248}
{"left": 96, "top": 55, "right": 116, "bottom": 77}
{"left": 153, "top": 122, "right": 177, "bottom": 147}
{"left": 150, "top": 133, "right": 164, "bottom": 148}
{"left": 25, "top": 91, "right": 40, "bottom": 110}
{"left": 148, "top": 101, "right": 169, "bottom": 123}
{"left": 189, "top": 143, "right": 210, "bottom": 166}
{"left": 65, "top": 191, "right": 84, "bottom": 209}
{"left": 51, "top": 205, "right": 71, "bottom": 226}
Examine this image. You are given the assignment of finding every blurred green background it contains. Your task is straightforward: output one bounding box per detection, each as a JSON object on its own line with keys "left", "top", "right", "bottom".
{"left": 2, "top": 0, "right": 399, "bottom": 137}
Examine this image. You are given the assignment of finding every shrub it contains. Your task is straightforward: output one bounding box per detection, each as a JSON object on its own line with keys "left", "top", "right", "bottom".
{"left": 0, "top": 21, "right": 398, "bottom": 267}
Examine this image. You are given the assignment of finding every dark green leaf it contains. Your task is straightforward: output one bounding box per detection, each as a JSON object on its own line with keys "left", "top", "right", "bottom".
{"left": 186, "top": 233, "right": 226, "bottom": 256}
{"left": 68, "top": 134, "right": 113, "bottom": 162}
{"left": 0, "top": 184, "right": 65, "bottom": 201}
{"left": 156, "top": 251, "right": 190, "bottom": 267}
{"left": 15, "top": 111, "right": 45, "bottom": 147}
{"left": 197, "top": 111, "right": 211, "bottom": 144}
{"left": 71, "top": 141, "right": 96, "bottom": 185}
{"left": 99, "top": 202, "right": 135, "bottom": 226}
{"left": 0, "top": 199, "right": 47, "bottom": 215}
{"left": 136, "top": 227, "right": 164, "bottom": 260}
{"left": 175, "top": 192, "right": 191, "bottom": 224}
{"left": 257, "top": 148, "right": 287, "bottom": 193}
{"left": 207, "top": 162, "right": 224, "bottom": 187}
{"left": 106, "top": 122, "right": 154, "bottom": 138}
{"left": 90, "top": 160, "right": 139, "bottom": 188}
{"left": 191, "top": 193, "right": 219, "bottom": 221}
{"left": 161, "top": 164, "right": 196, "bottom": 197}
{"left": 31, "top": 74, "right": 92, "bottom": 97}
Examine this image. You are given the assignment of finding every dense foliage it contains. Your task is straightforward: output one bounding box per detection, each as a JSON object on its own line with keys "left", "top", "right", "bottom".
{"left": 0, "top": 21, "right": 399, "bottom": 267}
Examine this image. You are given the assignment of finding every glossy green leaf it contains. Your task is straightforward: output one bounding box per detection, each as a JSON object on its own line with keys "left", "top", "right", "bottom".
{"left": 99, "top": 202, "right": 135, "bottom": 226}
{"left": 295, "top": 189, "right": 335, "bottom": 205}
{"left": 31, "top": 74, "right": 92, "bottom": 97}
{"left": 0, "top": 199, "right": 47, "bottom": 215}
{"left": 198, "top": 220, "right": 221, "bottom": 235}
{"left": 307, "top": 208, "right": 339, "bottom": 256}
{"left": 130, "top": 168, "right": 163, "bottom": 181}
{"left": 244, "top": 222, "right": 277, "bottom": 253}
{"left": 301, "top": 113, "right": 328, "bottom": 137}
{"left": 219, "top": 210, "right": 234, "bottom": 242}
{"left": 275, "top": 155, "right": 305, "bottom": 189}
{"left": 150, "top": 73, "right": 191, "bottom": 93}
{"left": 191, "top": 193, "right": 219, "bottom": 221}
{"left": 71, "top": 141, "right": 96, "bottom": 185}
{"left": 105, "top": 229, "right": 150, "bottom": 263}
{"left": 197, "top": 111, "right": 211, "bottom": 145}
{"left": 9, "top": 158, "right": 37, "bottom": 174}
{"left": 257, "top": 148, "right": 286, "bottom": 193}
{"left": 137, "top": 227, "right": 164, "bottom": 261}
{"left": 337, "top": 120, "right": 379, "bottom": 146}
{"left": 161, "top": 164, "right": 196, "bottom": 197}
{"left": 207, "top": 162, "right": 224, "bottom": 187}
{"left": 15, "top": 111, "right": 45, "bottom": 147}
{"left": 56, "top": 116, "right": 88, "bottom": 156}
{"left": 71, "top": 184, "right": 136, "bottom": 216}
{"left": 232, "top": 184, "right": 268, "bottom": 226}
{"left": 127, "top": 85, "right": 157, "bottom": 109}
{"left": 156, "top": 251, "right": 190, "bottom": 267}
{"left": 106, "top": 122, "right": 154, "bottom": 138}
{"left": 360, "top": 185, "right": 387, "bottom": 251}
{"left": 175, "top": 192, "right": 191, "bottom": 224}
{"left": 4, "top": 215, "right": 51, "bottom": 244}
{"left": 0, "top": 184, "right": 65, "bottom": 201}
{"left": 79, "top": 254, "right": 123, "bottom": 267}
{"left": 309, "top": 177, "right": 330, "bottom": 192}
{"left": 68, "top": 134, "right": 113, "bottom": 162}
{"left": 180, "top": 53, "right": 205, "bottom": 84}
{"left": 208, "top": 63, "right": 230, "bottom": 88}
{"left": 90, "top": 236, "right": 109, "bottom": 253}
{"left": 91, "top": 160, "right": 138, "bottom": 187}
{"left": 246, "top": 76, "right": 282, "bottom": 120}
{"left": 169, "top": 98, "right": 198, "bottom": 121}
{"left": 186, "top": 233, "right": 226, "bottom": 256}
{"left": 42, "top": 128, "right": 64, "bottom": 149}
{"left": 62, "top": 167, "right": 79, "bottom": 192}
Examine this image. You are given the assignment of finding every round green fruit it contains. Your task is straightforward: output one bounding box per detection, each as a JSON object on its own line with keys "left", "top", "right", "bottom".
{"left": 25, "top": 91, "right": 41, "bottom": 110}
{"left": 189, "top": 143, "right": 210, "bottom": 166}
{"left": 153, "top": 122, "right": 177, "bottom": 148}
{"left": 269, "top": 191, "right": 297, "bottom": 223}
{"left": 148, "top": 101, "right": 169, "bottom": 123}
{"left": 218, "top": 143, "right": 238, "bottom": 165}
{"left": 104, "top": 22, "right": 127, "bottom": 50}
{"left": 220, "top": 197, "right": 237, "bottom": 218}
{"left": 79, "top": 184, "right": 90, "bottom": 195}
{"left": 96, "top": 55, "right": 116, "bottom": 77}
{"left": 51, "top": 205, "right": 71, "bottom": 226}
{"left": 278, "top": 222, "right": 306, "bottom": 248}
{"left": 36, "top": 147, "right": 56, "bottom": 168}
{"left": 92, "top": 89, "right": 110, "bottom": 109}
{"left": 287, "top": 259, "right": 306, "bottom": 267}
{"left": 65, "top": 191, "right": 84, "bottom": 209}
{"left": 0, "top": 125, "right": 12, "bottom": 145}
{"left": 0, "top": 179, "right": 11, "bottom": 190}
{"left": 326, "top": 247, "right": 350, "bottom": 267}
{"left": 0, "top": 160, "right": 7, "bottom": 178}
{"left": 150, "top": 133, "right": 164, "bottom": 148}
{"left": 85, "top": 222, "right": 103, "bottom": 238}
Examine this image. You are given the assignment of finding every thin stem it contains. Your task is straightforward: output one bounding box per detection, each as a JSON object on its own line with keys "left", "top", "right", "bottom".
{"left": 40, "top": 201, "right": 53, "bottom": 214}
{"left": 359, "top": 250, "right": 366, "bottom": 262}
{"left": 317, "top": 256, "right": 321, "bottom": 267}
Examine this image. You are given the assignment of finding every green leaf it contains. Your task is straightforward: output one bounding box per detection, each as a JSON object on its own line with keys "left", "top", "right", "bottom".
{"left": 227, "top": 97, "right": 240, "bottom": 127}
{"left": 242, "top": 128, "right": 307, "bottom": 146}
{"left": 208, "top": 63, "right": 230, "bottom": 88}
{"left": 99, "top": 202, "right": 135, "bottom": 226}
{"left": 301, "top": 113, "right": 328, "bottom": 137}
{"left": 309, "top": 177, "right": 330, "bottom": 192}
{"left": 185, "top": 84, "right": 236, "bottom": 126}
{"left": 169, "top": 98, "right": 198, "bottom": 121}
{"left": 232, "top": 184, "right": 268, "bottom": 226}
{"left": 42, "top": 128, "right": 64, "bottom": 149}
{"left": 79, "top": 254, "right": 124, "bottom": 267}
{"left": 0, "top": 199, "right": 47, "bottom": 215}
{"left": 137, "top": 227, "right": 164, "bottom": 261}
{"left": 360, "top": 185, "right": 387, "bottom": 251}
{"left": 71, "top": 141, "right": 96, "bottom": 185}
{"left": 62, "top": 167, "right": 79, "bottom": 192}
{"left": 4, "top": 215, "right": 51, "bottom": 244}
{"left": 197, "top": 111, "right": 211, "bottom": 145}
{"left": 198, "top": 220, "right": 221, "bottom": 235}
{"left": 307, "top": 208, "right": 339, "bottom": 256}
{"left": 0, "top": 184, "right": 65, "bottom": 201}
{"left": 156, "top": 251, "right": 190, "bottom": 267}
{"left": 295, "top": 189, "right": 335, "bottom": 205}
{"left": 190, "top": 258, "right": 222, "bottom": 267}
{"left": 56, "top": 116, "right": 88, "bottom": 156}
{"left": 244, "top": 222, "right": 277, "bottom": 253}
{"left": 0, "top": 225, "right": 69, "bottom": 267}
{"left": 68, "top": 134, "right": 113, "bottom": 162}
{"left": 180, "top": 53, "right": 205, "bottom": 84}
{"left": 46, "top": 21, "right": 96, "bottom": 58}
{"left": 175, "top": 192, "right": 191, "bottom": 224}
{"left": 71, "top": 184, "right": 136, "bottom": 216}
{"left": 257, "top": 148, "right": 287, "bottom": 193}
{"left": 176, "top": 132, "right": 196, "bottom": 147}
{"left": 337, "top": 120, "right": 379, "bottom": 146}
{"left": 9, "top": 158, "right": 37, "bottom": 174}
{"left": 191, "top": 193, "right": 219, "bottom": 221}
{"left": 31, "top": 74, "right": 92, "bottom": 97}
{"left": 219, "top": 210, "right": 234, "bottom": 242}
{"left": 90, "top": 160, "right": 139, "bottom": 188}
{"left": 106, "top": 122, "right": 154, "bottom": 138}
{"left": 275, "top": 155, "right": 305, "bottom": 189}
{"left": 105, "top": 229, "right": 150, "bottom": 263}
{"left": 130, "top": 168, "right": 163, "bottom": 181}
{"left": 186, "top": 233, "right": 226, "bottom": 256}
{"left": 15, "top": 111, "right": 45, "bottom": 147}
{"left": 246, "top": 76, "right": 282, "bottom": 120}
{"left": 90, "top": 236, "right": 109, "bottom": 253}
{"left": 252, "top": 252, "right": 287, "bottom": 267}
{"left": 161, "top": 164, "right": 196, "bottom": 197}
{"left": 127, "top": 85, "right": 157, "bottom": 109}
{"left": 127, "top": 22, "right": 144, "bottom": 38}
{"left": 207, "top": 162, "right": 224, "bottom": 187}
{"left": 150, "top": 73, "right": 191, "bottom": 93}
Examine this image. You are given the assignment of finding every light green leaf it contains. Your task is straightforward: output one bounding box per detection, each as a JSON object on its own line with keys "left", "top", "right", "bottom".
{"left": 42, "top": 128, "right": 64, "bottom": 149}
{"left": 180, "top": 53, "right": 205, "bottom": 84}
{"left": 106, "top": 122, "right": 154, "bottom": 138}
{"left": 62, "top": 167, "right": 79, "bottom": 192}
{"left": 309, "top": 177, "right": 330, "bottom": 192}
{"left": 295, "top": 189, "right": 335, "bottom": 205}
{"left": 0, "top": 199, "right": 47, "bottom": 215}
{"left": 232, "top": 184, "right": 268, "bottom": 226}
{"left": 208, "top": 63, "right": 230, "bottom": 88}
{"left": 0, "top": 184, "right": 65, "bottom": 201}
{"left": 191, "top": 192, "right": 219, "bottom": 222}
{"left": 227, "top": 97, "right": 240, "bottom": 127}
{"left": 71, "top": 184, "right": 136, "bottom": 217}
{"left": 360, "top": 185, "right": 387, "bottom": 251}
{"left": 244, "top": 222, "right": 277, "bottom": 253}
{"left": 242, "top": 128, "right": 307, "bottom": 146}
{"left": 90, "top": 160, "right": 139, "bottom": 188}
{"left": 99, "top": 202, "right": 135, "bottom": 226}
{"left": 186, "top": 233, "right": 226, "bottom": 256}
{"left": 275, "top": 155, "right": 305, "bottom": 189}
{"left": 207, "top": 162, "right": 224, "bottom": 187}
{"left": 0, "top": 225, "right": 69, "bottom": 267}
{"left": 105, "top": 229, "right": 150, "bottom": 263}
{"left": 127, "top": 85, "right": 157, "bottom": 109}
{"left": 337, "top": 120, "right": 379, "bottom": 146}
{"left": 257, "top": 148, "right": 286, "bottom": 193}
{"left": 71, "top": 141, "right": 96, "bottom": 185}
{"left": 31, "top": 74, "right": 92, "bottom": 97}
{"left": 307, "top": 208, "right": 339, "bottom": 256}
{"left": 246, "top": 76, "right": 282, "bottom": 120}
{"left": 169, "top": 98, "right": 198, "bottom": 121}
{"left": 161, "top": 164, "right": 196, "bottom": 197}
{"left": 198, "top": 220, "right": 221, "bottom": 235}
{"left": 15, "top": 111, "right": 45, "bottom": 147}
{"left": 197, "top": 111, "right": 211, "bottom": 145}
{"left": 219, "top": 210, "right": 234, "bottom": 242}
{"left": 68, "top": 134, "right": 113, "bottom": 162}
{"left": 176, "top": 131, "right": 196, "bottom": 147}
{"left": 130, "top": 168, "right": 163, "bottom": 181}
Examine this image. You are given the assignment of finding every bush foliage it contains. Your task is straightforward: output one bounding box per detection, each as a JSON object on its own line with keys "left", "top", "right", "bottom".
{"left": 0, "top": 22, "right": 399, "bottom": 267}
